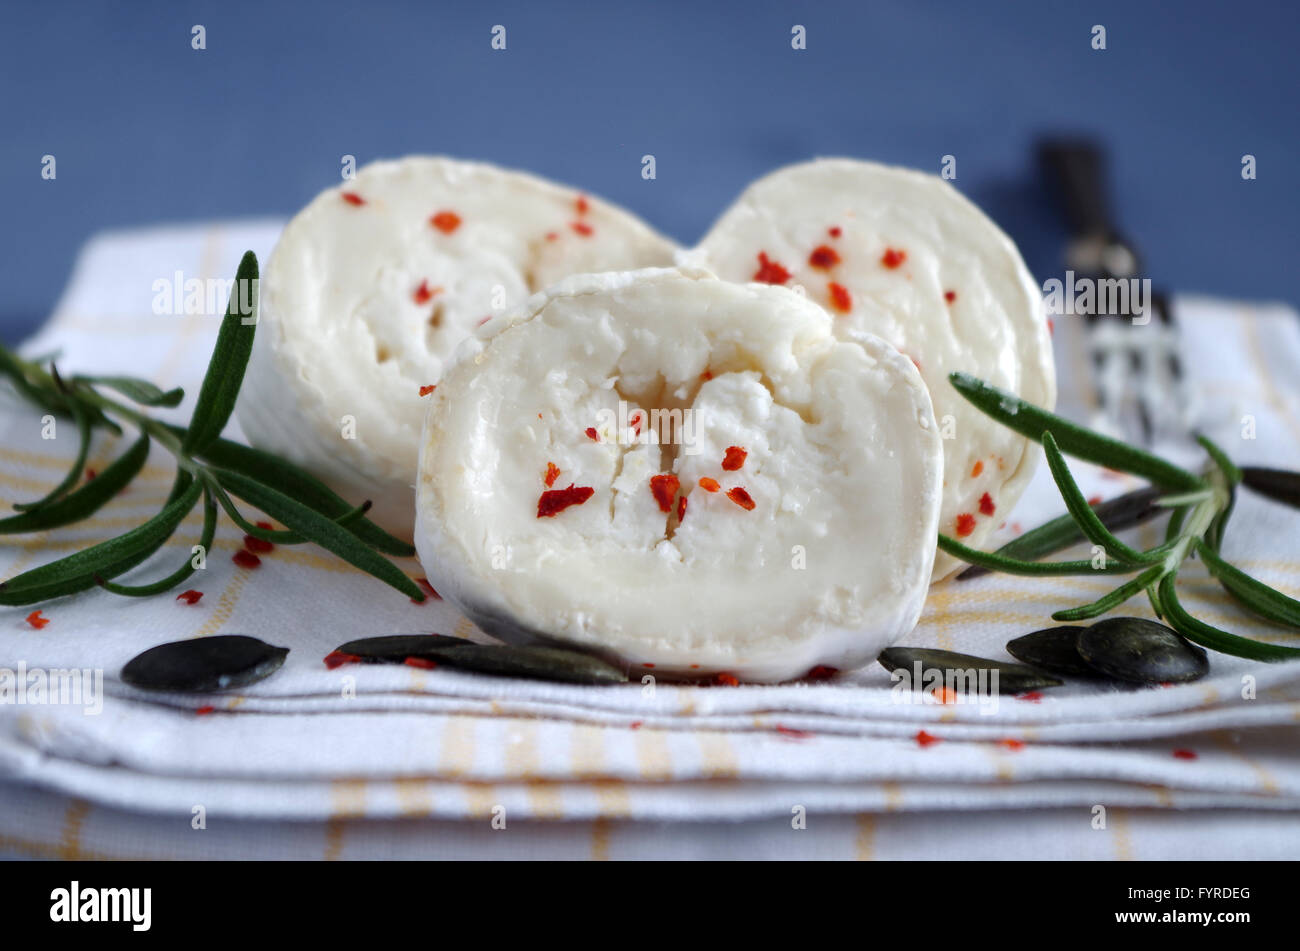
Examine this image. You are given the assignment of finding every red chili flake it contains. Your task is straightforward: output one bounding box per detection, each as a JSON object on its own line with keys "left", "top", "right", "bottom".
{"left": 1048, "top": 318, "right": 1055, "bottom": 336}
{"left": 998, "top": 738, "right": 1025, "bottom": 752}
{"left": 828, "top": 226, "right": 842, "bottom": 238}
{"left": 404, "top": 657, "right": 438, "bottom": 670}
{"left": 537, "top": 483, "right": 596, "bottom": 518}
{"left": 585, "top": 427, "right": 599, "bottom": 442}
{"left": 690, "top": 664, "right": 700, "bottom": 669}
{"left": 630, "top": 412, "right": 643, "bottom": 436}
{"left": 85, "top": 468, "right": 98, "bottom": 481}
{"left": 1087, "top": 494, "right": 1103, "bottom": 506}
{"left": 195, "top": 705, "right": 216, "bottom": 716}
{"left": 827, "top": 281, "right": 852, "bottom": 313}
{"left": 544, "top": 462, "right": 560, "bottom": 488}
{"left": 775, "top": 724, "right": 812, "bottom": 740}
{"left": 176, "top": 590, "right": 204, "bottom": 605}
{"left": 419, "top": 384, "right": 436, "bottom": 396}
{"left": 629, "top": 720, "right": 644, "bottom": 730}
{"left": 571, "top": 221, "right": 593, "bottom": 237}
{"left": 256, "top": 521, "right": 273, "bottom": 531}
{"left": 413, "top": 280, "right": 441, "bottom": 305}
{"left": 715, "top": 673, "right": 740, "bottom": 687}
{"left": 232, "top": 549, "right": 262, "bottom": 569}
{"left": 649, "top": 474, "right": 680, "bottom": 513}
{"left": 944, "top": 290, "right": 957, "bottom": 304}
{"left": 978, "top": 492, "right": 996, "bottom": 517}
{"left": 25, "top": 610, "right": 49, "bottom": 630}
{"left": 414, "top": 577, "right": 441, "bottom": 601}
{"left": 324, "top": 651, "right": 362, "bottom": 670}
{"left": 753, "top": 251, "right": 791, "bottom": 285}
{"left": 726, "top": 486, "right": 756, "bottom": 511}
{"left": 243, "top": 534, "right": 274, "bottom": 554}
{"left": 575, "top": 195, "right": 589, "bottom": 215}
{"left": 955, "top": 513, "right": 977, "bottom": 537}
{"left": 698, "top": 476, "right": 721, "bottom": 493}
{"left": 1172, "top": 748, "right": 1198, "bottom": 760}
{"left": 1016, "top": 691, "right": 1044, "bottom": 703}
{"left": 676, "top": 495, "right": 687, "bottom": 523}
{"left": 721, "top": 445, "right": 747, "bottom": 471}
{"left": 970, "top": 460, "right": 984, "bottom": 478}
{"left": 545, "top": 231, "right": 559, "bottom": 242}
{"left": 880, "top": 247, "right": 907, "bottom": 269}
{"left": 700, "top": 368, "right": 713, "bottom": 381}
{"left": 808, "top": 244, "right": 841, "bottom": 270}
{"left": 933, "top": 686, "right": 958, "bottom": 705}
{"left": 805, "top": 665, "right": 839, "bottom": 681}
{"left": 341, "top": 192, "right": 365, "bottom": 206}
{"left": 914, "top": 730, "right": 941, "bottom": 748}
{"left": 476, "top": 315, "right": 492, "bottom": 327}
{"left": 430, "top": 211, "right": 461, "bottom": 234}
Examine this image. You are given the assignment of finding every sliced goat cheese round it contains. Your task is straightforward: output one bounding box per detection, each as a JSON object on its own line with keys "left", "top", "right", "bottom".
{"left": 414, "top": 268, "right": 944, "bottom": 683}
{"left": 694, "top": 159, "right": 1056, "bottom": 580}
{"left": 236, "top": 156, "right": 677, "bottom": 536}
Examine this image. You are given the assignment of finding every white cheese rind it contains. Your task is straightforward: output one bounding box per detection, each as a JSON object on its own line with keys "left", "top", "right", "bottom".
{"left": 414, "top": 269, "right": 944, "bottom": 682}
{"left": 694, "top": 159, "right": 1056, "bottom": 580}
{"left": 236, "top": 156, "right": 677, "bottom": 537}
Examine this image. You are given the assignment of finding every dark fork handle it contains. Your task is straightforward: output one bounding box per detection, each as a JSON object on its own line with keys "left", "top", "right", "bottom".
{"left": 1038, "top": 138, "right": 1115, "bottom": 240}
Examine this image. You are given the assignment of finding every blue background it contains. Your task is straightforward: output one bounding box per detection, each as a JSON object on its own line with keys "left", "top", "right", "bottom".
{"left": 2, "top": 0, "right": 1296, "bottom": 344}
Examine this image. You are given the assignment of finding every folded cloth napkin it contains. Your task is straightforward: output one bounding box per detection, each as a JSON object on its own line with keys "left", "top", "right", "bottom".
{"left": 2, "top": 222, "right": 1300, "bottom": 853}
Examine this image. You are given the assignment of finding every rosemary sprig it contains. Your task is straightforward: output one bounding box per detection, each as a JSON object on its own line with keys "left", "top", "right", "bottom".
{"left": 0, "top": 251, "right": 423, "bottom": 606}
{"left": 941, "top": 373, "right": 1300, "bottom": 662}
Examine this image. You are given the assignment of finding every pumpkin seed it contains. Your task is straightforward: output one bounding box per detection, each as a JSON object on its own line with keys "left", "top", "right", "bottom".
{"left": 1076, "top": 617, "right": 1209, "bottom": 684}
{"left": 330, "top": 634, "right": 628, "bottom": 685}
{"left": 121, "top": 634, "right": 288, "bottom": 692}
{"left": 1005, "top": 626, "right": 1099, "bottom": 678}
{"left": 877, "top": 647, "right": 1064, "bottom": 694}
{"left": 1240, "top": 466, "right": 1300, "bottom": 511}
{"left": 333, "top": 633, "right": 470, "bottom": 662}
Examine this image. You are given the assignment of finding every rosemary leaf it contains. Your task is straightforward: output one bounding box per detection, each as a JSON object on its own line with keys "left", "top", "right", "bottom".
{"left": 1051, "top": 564, "right": 1167, "bottom": 621}
{"left": 0, "top": 431, "right": 150, "bottom": 535}
{"left": 0, "top": 474, "right": 202, "bottom": 606}
{"left": 175, "top": 428, "right": 414, "bottom": 557}
{"left": 957, "top": 486, "right": 1163, "bottom": 581}
{"left": 938, "top": 533, "right": 1144, "bottom": 576}
{"left": 1196, "top": 434, "right": 1243, "bottom": 485}
{"left": 98, "top": 487, "right": 218, "bottom": 597}
{"left": 1158, "top": 575, "right": 1300, "bottom": 661}
{"left": 202, "top": 471, "right": 373, "bottom": 543}
{"left": 948, "top": 372, "right": 1205, "bottom": 491}
{"left": 1197, "top": 541, "right": 1300, "bottom": 630}
{"left": 12, "top": 400, "right": 92, "bottom": 512}
{"left": 181, "top": 251, "right": 258, "bottom": 456}
{"left": 76, "top": 375, "right": 184, "bottom": 408}
{"left": 1041, "top": 431, "right": 1163, "bottom": 567}
{"left": 209, "top": 467, "right": 424, "bottom": 601}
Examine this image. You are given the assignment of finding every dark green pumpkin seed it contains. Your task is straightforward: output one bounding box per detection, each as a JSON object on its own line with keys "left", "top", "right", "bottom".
{"left": 331, "top": 635, "right": 627, "bottom": 685}
{"left": 1005, "top": 626, "right": 1100, "bottom": 678}
{"left": 122, "top": 635, "right": 288, "bottom": 692}
{"left": 877, "top": 647, "right": 1064, "bottom": 694}
{"left": 429, "top": 645, "right": 628, "bottom": 685}
{"left": 1076, "top": 617, "right": 1209, "bottom": 684}
{"left": 1240, "top": 467, "right": 1300, "bottom": 511}
{"left": 334, "top": 633, "right": 470, "bottom": 662}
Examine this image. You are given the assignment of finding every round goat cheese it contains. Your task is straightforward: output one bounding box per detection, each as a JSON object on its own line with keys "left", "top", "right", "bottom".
{"left": 236, "top": 156, "right": 677, "bottom": 537}
{"left": 414, "top": 268, "right": 943, "bottom": 682}
{"left": 694, "top": 159, "right": 1056, "bottom": 580}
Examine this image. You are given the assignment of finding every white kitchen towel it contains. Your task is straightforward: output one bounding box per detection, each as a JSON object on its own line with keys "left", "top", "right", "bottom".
{"left": 2, "top": 222, "right": 1299, "bottom": 835}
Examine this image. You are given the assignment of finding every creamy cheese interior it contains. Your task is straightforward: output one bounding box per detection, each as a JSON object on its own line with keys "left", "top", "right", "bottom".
{"left": 236, "top": 156, "right": 677, "bottom": 536}
{"left": 694, "top": 159, "right": 1056, "bottom": 579}
{"left": 415, "top": 269, "right": 943, "bottom": 682}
